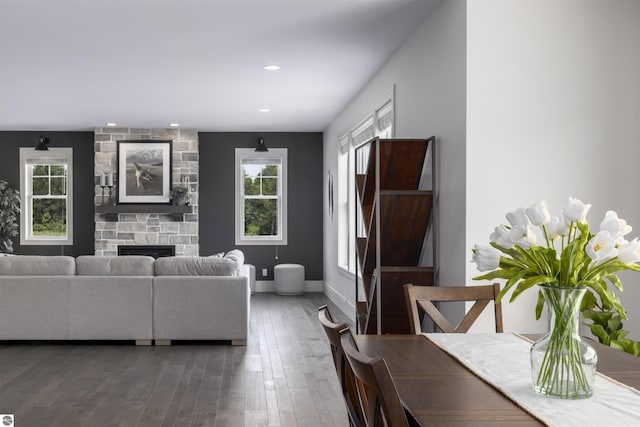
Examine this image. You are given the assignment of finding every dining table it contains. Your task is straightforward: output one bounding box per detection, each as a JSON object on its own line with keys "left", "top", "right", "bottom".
{"left": 355, "top": 333, "right": 640, "bottom": 426}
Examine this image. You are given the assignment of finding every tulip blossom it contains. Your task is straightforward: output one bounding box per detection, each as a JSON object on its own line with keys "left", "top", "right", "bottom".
{"left": 586, "top": 231, "right": 618, "bottom": 264}
{"left": 546, "top": 216, "right": 568, "bottom": 241}
{"left": 471, "top": 244, "right": 500, "bottom": 272}
{"left": 526, "top": 200, "right": 551, "bottom": 226}
{"left": 599, "top": 210, "right": 632, "bottom": 243}
{"left": 506, "top": 208, "right": 530, "bottom": 228}
{"left": 490, "top": 224, "right": 513, "bottom": 248}
{"left": 562, "top": 197, "right": 591, "bottom": 223}
{"left": 618, "top": 237, "right": 640, "bottom": 265}
{"left": 617, "top": 238, "right": 640, "bottom": 265}
{"left": 509, "top": 224, "right": 536, "bottom": 249}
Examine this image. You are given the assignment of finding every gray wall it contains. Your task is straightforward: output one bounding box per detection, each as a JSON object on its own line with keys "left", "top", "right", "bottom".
{"left": 0, "top": 131, "right": 95, "bottom": 256}
{"left": 199, "top": 132, "right": 323, "bottom": 280}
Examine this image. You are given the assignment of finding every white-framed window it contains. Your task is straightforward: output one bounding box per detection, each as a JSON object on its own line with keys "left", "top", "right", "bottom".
{"left": 337, "top": 134, "right": 352, "bottom": 272}
{"left": 19, "top": 147, "right": 73, "bottom": 245}
{"left": 235, "top": 148, "right": 288, "bottom": 245}
{"left": 337, "top": 87, "right": 395, "bottom": 274}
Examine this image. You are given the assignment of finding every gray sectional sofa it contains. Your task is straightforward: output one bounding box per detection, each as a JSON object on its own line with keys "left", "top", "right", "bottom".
{"left": 0, "top": 253, "right": 250, "bottom": 345}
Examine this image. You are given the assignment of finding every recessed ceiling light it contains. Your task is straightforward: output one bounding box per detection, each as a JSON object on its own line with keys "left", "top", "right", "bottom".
{"left": 258, "top": 108, "right": 271, "bottom": 113}
{"left": 106, "top": 122, "right": 117, "bottom": 127}
{"left": 264, "top": 65, "right": 281, "bottom": 71}
{"left": 169, "top": 123, "right": 180, "bottom": 127}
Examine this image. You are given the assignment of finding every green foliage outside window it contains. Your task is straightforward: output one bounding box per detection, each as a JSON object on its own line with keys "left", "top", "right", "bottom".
{"left": 245, "top": 199, "right": 278, "bottom": 236}
{"left": 32, "top": 199, "right": 66, "bottom": 236}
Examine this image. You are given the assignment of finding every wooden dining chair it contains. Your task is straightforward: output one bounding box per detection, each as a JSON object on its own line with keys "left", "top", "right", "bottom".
{"left": 404, "top": 283, "right": 503, "bottom": 334}
{"left": 339, "top": 327, "right": 410, "bottom": 427}
{"left": 318, "top": 305, "right": 365, "bottom": 427}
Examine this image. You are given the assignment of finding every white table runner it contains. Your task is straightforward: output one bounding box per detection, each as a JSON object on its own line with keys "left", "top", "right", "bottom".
{"left": 423, "top": 333, "right": 640, "bottom": 427}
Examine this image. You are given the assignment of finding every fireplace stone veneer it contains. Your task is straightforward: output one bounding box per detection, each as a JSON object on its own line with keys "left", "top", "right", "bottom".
{"left": 94, "top": 128, "right": 199, "bottom": 256}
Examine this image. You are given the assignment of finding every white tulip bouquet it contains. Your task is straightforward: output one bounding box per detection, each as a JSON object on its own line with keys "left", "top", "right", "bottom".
{"left": 472, "top": 197, "right": 640, "bottom": 398}
{"left": 472, "top": 197, "right": 640, "bottom": 321}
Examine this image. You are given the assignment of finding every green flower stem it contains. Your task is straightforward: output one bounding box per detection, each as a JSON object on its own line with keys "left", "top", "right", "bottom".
{"left": 542, "top": 224, "right": 551, "bottom": 248}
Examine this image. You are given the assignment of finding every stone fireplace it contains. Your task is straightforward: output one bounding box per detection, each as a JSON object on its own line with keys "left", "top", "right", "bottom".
{"left": 94, "top": 128, "right": 199, "bottom": 256}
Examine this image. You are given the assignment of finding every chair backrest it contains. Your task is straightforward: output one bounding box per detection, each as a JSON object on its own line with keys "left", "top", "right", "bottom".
{"left": 404, "top": 283, "right": 503, "bottom": 334}
{"left": 317, "top": 305, "right": 364, "bottom": 427}
{"left": 339, "top": 327, "right": 410, "bottom": 427}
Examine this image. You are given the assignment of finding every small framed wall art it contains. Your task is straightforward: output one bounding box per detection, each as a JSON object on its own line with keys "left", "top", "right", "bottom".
{"left": 117, "top": 140, "right": 172, "bottom": 204}
{"left": 328, "top": 170, "right": 334, "bottom": 220}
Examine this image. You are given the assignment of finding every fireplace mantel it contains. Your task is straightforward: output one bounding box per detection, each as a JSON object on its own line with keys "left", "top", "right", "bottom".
{"left": 95, "top": 205, "right": 192, "bottom": 221}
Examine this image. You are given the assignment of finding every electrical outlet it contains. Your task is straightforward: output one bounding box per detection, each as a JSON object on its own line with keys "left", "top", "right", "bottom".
{"left": 262, "top": 268, "right": 268, "bottom": 277}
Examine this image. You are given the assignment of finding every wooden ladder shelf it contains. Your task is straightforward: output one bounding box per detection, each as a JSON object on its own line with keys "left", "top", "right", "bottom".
{"left": 355, "top": 137, "right": 437, "bottom": 334}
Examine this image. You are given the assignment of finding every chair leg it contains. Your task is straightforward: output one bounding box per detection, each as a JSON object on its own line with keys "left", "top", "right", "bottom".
{"left": 135, "top": 340, "right": 152, "bottom": 346}
{"left": 155, "top": 339, "right": 172, "bottom": 346}
{"left": 231, "top": 340, "right": 247, "bottom": 346}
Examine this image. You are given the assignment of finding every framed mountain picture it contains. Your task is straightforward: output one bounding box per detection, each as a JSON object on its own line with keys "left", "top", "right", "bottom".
{"left": 117, "top": 140, "right": 172, "bottom": 204}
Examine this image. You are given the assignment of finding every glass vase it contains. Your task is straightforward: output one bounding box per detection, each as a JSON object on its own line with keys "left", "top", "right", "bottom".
{"left": 530, "top": 285, "right": 597, "bottom": 399}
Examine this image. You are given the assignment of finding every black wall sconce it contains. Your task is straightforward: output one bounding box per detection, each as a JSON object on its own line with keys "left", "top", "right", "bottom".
{"left": 255, "top": 136, "right": 268, "bottom": 152}
{"left": 35, "top": 135, "right": 50, "bottom": 151}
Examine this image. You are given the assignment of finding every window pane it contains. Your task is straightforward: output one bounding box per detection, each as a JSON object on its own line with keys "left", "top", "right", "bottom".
{"left": 261, "top": 164, "right": 279, "bottom": 178}
{"left": 32, "top": 177, "right": 49, "bottom": 195}
{"left": 33, "top": 165, "right": 49, "bottom": 176}
{"left": 244, "top": 199, "right": 278, "bottom": 236}
{"left": 244, "top": 176, "right": 260, "bottom": 196}
{"left": 262, "top": 177, "right": 277, "bottom": 196}
{"left": 243, "top": 164, "right": 261, "bottom": 179}
{"left": 50, "top": 177, "right": 66, "bottom": 195}
{"left": 51, "top": 165, "right": 65, "bottom": 176}
{"left": 32, "top": 199, "right": 67, "bottom": 237}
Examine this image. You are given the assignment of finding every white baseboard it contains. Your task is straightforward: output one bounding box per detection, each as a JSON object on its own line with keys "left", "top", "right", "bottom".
{"left": 255, "top": 280, "right": 324, "bottom": 293}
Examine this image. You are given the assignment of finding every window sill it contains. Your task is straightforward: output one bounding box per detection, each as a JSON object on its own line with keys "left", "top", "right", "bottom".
{"left": 21, "top": 240, "right": 73, "bottom": 246}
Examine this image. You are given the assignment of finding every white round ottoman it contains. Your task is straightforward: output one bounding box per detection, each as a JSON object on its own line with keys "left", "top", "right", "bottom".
{"left": 274, "top": 264, "right": 305, "bottom": 296}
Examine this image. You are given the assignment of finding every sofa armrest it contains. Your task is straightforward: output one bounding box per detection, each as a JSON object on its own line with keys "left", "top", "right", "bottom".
{"left": 242, "top": 264, "right": 256, "bottom": 295}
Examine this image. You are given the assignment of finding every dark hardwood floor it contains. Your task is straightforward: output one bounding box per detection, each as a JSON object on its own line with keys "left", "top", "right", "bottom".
{"left": 0, "top": 293, "right": 352, "bottom": 427}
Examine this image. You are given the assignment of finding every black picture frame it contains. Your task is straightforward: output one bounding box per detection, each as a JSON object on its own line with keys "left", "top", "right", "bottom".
{"left": 117, "top": 140, "right": 172, "bottom": 204}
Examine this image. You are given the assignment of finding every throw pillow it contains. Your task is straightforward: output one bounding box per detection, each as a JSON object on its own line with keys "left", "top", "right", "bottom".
{"left": 224, "top": 249, "right": 245, "bottom": 269}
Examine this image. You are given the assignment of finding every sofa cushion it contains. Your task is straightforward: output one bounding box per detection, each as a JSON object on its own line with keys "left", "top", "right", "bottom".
{"left": 76, "top": 255, "right": 155, "bottom": 276}
{"left": 0, "top": 255, "right": 76, "bottom": 275}
{"left": 154, "top": 256, "right": 239, "bottom": 276}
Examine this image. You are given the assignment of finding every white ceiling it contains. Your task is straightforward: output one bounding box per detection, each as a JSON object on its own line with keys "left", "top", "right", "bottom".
{"left": 0, "top": 0, "right": 439, "bottom": 132}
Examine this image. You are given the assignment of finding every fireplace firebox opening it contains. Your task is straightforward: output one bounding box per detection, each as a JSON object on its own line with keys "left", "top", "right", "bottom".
{"left": 117, "top": 245, "right": 175, "bottom": 259}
